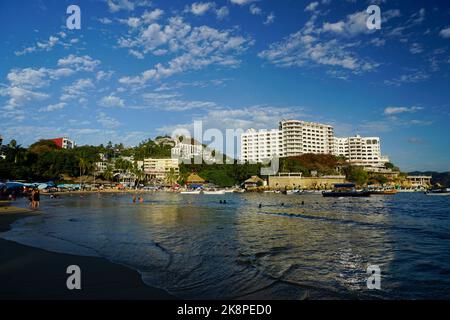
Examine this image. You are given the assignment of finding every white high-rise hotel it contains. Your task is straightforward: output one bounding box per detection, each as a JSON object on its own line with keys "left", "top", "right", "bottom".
{"left": 240, "top": 119, "right": 389, "bottom": 167}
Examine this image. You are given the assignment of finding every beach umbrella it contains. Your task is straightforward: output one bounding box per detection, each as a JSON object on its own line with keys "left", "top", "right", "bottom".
{"left": 5, "top": 182, "right": 25, "bottom": 189}
{"left": 45, "top": 181, "right": 56, "bottom": 188}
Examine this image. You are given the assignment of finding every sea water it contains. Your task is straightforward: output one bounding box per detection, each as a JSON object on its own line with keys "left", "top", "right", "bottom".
{"left": 2, "top": 192, "right": 450, "bottom": 299}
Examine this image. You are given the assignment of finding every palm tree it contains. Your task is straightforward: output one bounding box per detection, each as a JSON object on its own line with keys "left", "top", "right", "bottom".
{"left": 103, "top": 165, "right": 114, "bottom": 182}
{"left": 131, "top": 162, "right": 145, "bottom": 189}
{"left": 166, "top": 168, "right": 178, "bottom": 186}
{"left": 7, "top": 139, "right": 22, "bottom": 164}
{"left": 78, "top": 157, "right": 92, "bottom": 189}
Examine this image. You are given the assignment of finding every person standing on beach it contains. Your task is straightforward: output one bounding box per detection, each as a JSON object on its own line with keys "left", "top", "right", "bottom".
{"left": 29, "top": 189, "right": 35, "bottom": 209}
{"left": 33, "top": 189, "right": 40, "bottom": 210}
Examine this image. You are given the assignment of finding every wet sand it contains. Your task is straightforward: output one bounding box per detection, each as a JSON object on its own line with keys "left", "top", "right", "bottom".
{"left": 0, "top": 206, "right": 176, "bottom": 300}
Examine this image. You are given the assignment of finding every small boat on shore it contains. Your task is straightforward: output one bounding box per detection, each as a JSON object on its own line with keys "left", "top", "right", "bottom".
{"left": 370, "top": 189, "right": 398, "bottom": 195}
{"left": 322, "top": 183, "right": 371, "bottom": 198}
{"left": 180, "top": 190, "right": 202, "bottom": 195}
{"left": 203, "top": 190, "right": 226, "bottom": 195}
{"left": 425, "top": 188, "right": 450, "bottom": 196}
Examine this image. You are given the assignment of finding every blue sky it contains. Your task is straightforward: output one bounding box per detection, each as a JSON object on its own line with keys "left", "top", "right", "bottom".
{"left": 1, "top": 0, "right": 450, "bottom": 171}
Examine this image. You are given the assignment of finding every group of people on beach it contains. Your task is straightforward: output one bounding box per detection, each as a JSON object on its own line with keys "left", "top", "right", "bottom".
{"left": 29, "top": 189, "right": 40, "bottom": 210}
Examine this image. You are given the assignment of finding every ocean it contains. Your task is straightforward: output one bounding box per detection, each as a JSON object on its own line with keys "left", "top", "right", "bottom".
{"left": 2, "top": 192, "right": 450, "bottom": 299}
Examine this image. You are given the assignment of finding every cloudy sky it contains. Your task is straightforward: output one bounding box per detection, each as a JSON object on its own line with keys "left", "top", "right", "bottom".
{"left": 1, "top": 0, "right": 450, "bottom": 171}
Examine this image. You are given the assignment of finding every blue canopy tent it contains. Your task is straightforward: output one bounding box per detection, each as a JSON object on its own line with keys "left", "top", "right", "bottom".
{"left": 57, "top": 184, "right": 81, "bottom": 190}
{"left": 188, "top": 184, "right": 204, "bottom": 190}
{"left": 5, "top": 182, "right": 25, "bottom": 189}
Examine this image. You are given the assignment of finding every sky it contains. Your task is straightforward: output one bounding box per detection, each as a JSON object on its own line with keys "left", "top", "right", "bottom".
{"left": 1, "top": 0, "right": 450, "bottom": 172}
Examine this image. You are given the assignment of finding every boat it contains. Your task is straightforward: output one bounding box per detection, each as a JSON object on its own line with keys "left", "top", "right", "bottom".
{"left": 299, "top": 190, "right": 323, "bottom": 195}
{"left": 322, "top": 183, "right": 371, "bottom": 198}
{"left": 370, "top": 189, "right": 398, "bottom": 195}
{"left": 203, "top": 190, "right": 226, "bottom": 195}
{"left": 180, "top": 190, "right": 202, "bottom": 195}
{"left": 425, "top": 188, "right": 450, "bottom": 196}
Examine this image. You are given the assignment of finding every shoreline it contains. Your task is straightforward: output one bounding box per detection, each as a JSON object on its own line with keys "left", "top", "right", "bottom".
{"left": 0, "top": 206, "right": 177, "bottom": 300}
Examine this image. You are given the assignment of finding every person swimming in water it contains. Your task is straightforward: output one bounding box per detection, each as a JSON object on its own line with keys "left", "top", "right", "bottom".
{"left": 139, "top": 196, "right": 144, "bottom": 203}
{"left": 132, "top": 195, "right": 137, "bottom": 203}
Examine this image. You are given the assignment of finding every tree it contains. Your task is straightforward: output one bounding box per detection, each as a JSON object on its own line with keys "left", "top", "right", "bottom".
{"left": 78, "top": 157, "right": 92, "bottom": 188}
{"left": 131, "top": 162, "right": 145, "bottom": 188}
{"left": 103, "top": 165, "right": 115, "bottom": 182}
{"left": 166, "top": 168, "right": 178, "bottom": 186}
{"left": 346, "top": 167, "right": 369, "bottom": 186}
{"left": 29, "top": 140, "right": 58, "bottom": 155}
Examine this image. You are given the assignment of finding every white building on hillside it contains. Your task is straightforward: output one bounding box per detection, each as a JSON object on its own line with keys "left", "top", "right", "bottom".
{"left": 240, "top": 119, "right": 335, "bottom": 163}
{"left": 280, "top": 120, "right": 335, "bottom": 156}
{"left": 333, "top": 135, "right": 389, "bottom": 167}
{"left": 143, "top": 158, "right": 179, "bottom": 181}
{"left": 240, "top": 129, "right": 284, "bottom": 163}
{"left": 240, "top": 120, "right": 390, "bottom": 168}
{"left": 171, "top": 136, "right": 218, "bottom": 163}
{"left": 171, "top": 139, "right": 203, "bottom": 159}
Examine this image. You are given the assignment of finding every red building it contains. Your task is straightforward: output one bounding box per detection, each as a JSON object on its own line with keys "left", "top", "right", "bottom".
{"left": 50, "top": 137, "right": 75, "bottom": 149}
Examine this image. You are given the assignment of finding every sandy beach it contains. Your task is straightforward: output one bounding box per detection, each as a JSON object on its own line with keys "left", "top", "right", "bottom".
{"left": 0, "top": 205, "right": 176, "bottom": 300}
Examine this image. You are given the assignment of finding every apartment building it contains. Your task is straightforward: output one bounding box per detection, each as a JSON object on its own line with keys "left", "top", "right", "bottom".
{"left": 280, "top": 120, "right": 334, "bottom": 156}
{"left": 171, "top": 140, "right": 203, "bottom": 160}
{"left": 171, "top": 136, "right": 218, "bottom": 163}
{"left": 240, "top": 120, "right": 389, "bottom": 168}
{"left": 50, "top": 137, "right": 76, "bottom": 149}
{"left": 240, "top": 120, "right": 334, "bottom": 162}
{"left": 333, "top": 135, "right": 389, "bottom": 167}
{"left": 143, "top": 158, "right": 179, "bottom": 181}
{"left": 240, "top": 129, "right": 284, "bottom": 163}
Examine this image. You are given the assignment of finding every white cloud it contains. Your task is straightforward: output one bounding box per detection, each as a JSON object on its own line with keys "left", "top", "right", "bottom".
{"left": 0, "top": 86, "right": 49, "bottom": 108}
{"left": 0, "top": 66, "right": 76, "bottom": 111}
{"left": 229, "top": 0, "right": 256, "bottom": 5}
{"left": 119, "top": 17, "right": 252, "bottom": 84}
{"left": 188, "top": 2, "right": 215, "bottom": 16}
{"left": 258, "top": 8, "right": 382, "bottom": 76}
{"left": 99, "top": 95, "right": 125, "bottom": 108}
{"left": 97, "top": 112, "right": 121, "bottom": 128}
{"left": 118, "top": 17, "right": 141, "bottom": 28}
{"left": 439, "top": 27, "right": 450, "bottom": 38}
{"left": 39, "top": 102, "right": 66, "bottom": 112}
{"left": 14, "top": 32, "right": 80, "bottom": 56}
{"left": 6, "top": 67, "right": 75, "bottom": 90}
{"left": 141, "top": 92, "right": 217, "bottom": 111}
{"left": 142, "top": 8, "right": 164, "bottom": 23}
{"left": 216, "top": 6, "right": 229, "bottom": 19}
{"left": 128, "top": 49, "right": 144, "bottom": 59}
{"left": 264, "top": 12, "right": 276, "bottom": 25}
{"left": 384, "top": 70, "right": 430, "bottom": 86}
{"left": 384, "top": 106, "right": 423, "bottom": 115}
{"left": 7, "top": 68, "right": 50, "bottom": 89}
{"left": 320, "top": 9, "right": 400, "bottom": 37}
{"left": 249, "top": 4, "right": 262, "bottom": 15}
{"left": 259, "top": 32, "right": 377, "bottom": 73}
{"left": 61, "top": 78, "right": 95, "bottom": 101}
{"left": 305, "top": 2, "right": 319, "bottom": 12}
{"left": 106, "top": 0, "right": 151, "bottom": 12}
{"left": 96, "top": 70, "right": 114, "bottom": 81}
{"left": 409, "top": 43, "right": 423, "bottom": 54}
{"left": 98, "top": 17, "right": 113, "bottom": 24}
{"left": 57, "top": 55, "right": 101, "bottom": 72}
